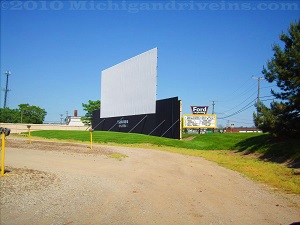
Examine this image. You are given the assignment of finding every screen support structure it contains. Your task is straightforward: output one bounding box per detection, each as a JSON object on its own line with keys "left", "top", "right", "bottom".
{"left": 128, "top": 115, "right": 148, "bottom": 133}
{"left": 161, "top": 119, "right": 179, "bottom": 137}
{"left": 148, "top": 120, "right": 165, "bottom": 136}
{"left": 108, "top": 117, "right": 124, "bottom": 131}
{"left": 93, "top": 119, "right": 105, "bottom": 130}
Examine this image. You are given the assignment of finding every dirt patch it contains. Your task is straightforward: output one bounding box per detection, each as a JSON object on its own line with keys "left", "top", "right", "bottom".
{"left": 6, "top": 138, "right": 114, "bottom": 155}
{"left": 1, "top": 138, "right": 300, "bottom": 225}
{"left": 182, "top": 136, "right": 196, "bottom": 141}
{"left": 1, "top": 167, "right": 59, "bottom": 205}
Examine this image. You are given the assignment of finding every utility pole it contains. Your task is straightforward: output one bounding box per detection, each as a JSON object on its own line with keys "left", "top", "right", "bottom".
{"left": 66, "top": 111, "right": 69, "bottom": 125}
{"left": 252, "top": 76, "right": 265, "bottom": 115}
{"left": 60, "top": 114, "right": 64, "bottom": 125}
{"left": 3, "top": 71, "right": 11, "bottom": 108}
{"left": 210, "top": 100, "right": 217, "bottom": 114}
{"left": 210, "top": 100, "right": 217, "bottom": 133}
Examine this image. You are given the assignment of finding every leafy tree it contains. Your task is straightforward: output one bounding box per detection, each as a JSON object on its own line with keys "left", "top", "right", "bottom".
{"left": 18, "top": 104, "right": 47, "bottom": 124}
{"left": 254, "top": 19, "right": 300, "bottom": 138}
{"left": 0, "top": 104, "right": 47, "bottom": 124}
{"left": 81, "top": 100, "right": 100, "bottom": 126}
{"left": 0, "top": 108, "right": 20, "bottom": 123}
{"left": 253, "top": 102, "right": 277, "bottom": 134}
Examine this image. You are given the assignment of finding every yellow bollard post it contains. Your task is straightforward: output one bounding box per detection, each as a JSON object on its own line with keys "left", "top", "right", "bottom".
{"left": 89, "top": 128, "right": 94, "bottom": 150}
{"left": 27, "top": 125, "right": 31, "bottom": 144}
{"left": 1, "top": 132, "right": 5, "bottom": 176}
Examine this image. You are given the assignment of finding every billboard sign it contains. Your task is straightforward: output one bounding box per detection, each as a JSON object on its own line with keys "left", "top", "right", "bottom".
{"left": 191, "top": 106, "right": 209, "bottom": 114}
{"left": 183, "top": 114, "right": 216, "bottom": 128}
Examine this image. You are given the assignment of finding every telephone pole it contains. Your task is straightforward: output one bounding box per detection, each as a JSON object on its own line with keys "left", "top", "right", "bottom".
{"left": 60, "top": 114, "right": 64, "bottom": 124}
{"left": 66, "top": 111, "right": 69, "bottom": 125}
{"left": 252, "top": 76, "right": 265, "bottom": 115}
{"left": 210, "top": 100, "right": 217, "bottom": 133}
{"left": 3, "top": 71, "right": 11, "bottom": 108}
{"left": 210, "top": 100, "right": 217, "bottom": 114}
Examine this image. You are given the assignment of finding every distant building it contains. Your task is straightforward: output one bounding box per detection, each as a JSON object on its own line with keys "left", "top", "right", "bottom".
{"left": 225, "top": 127, "right": 262, "bottom": 133}
{"left": 66, "top": 110, "right": 85, "bottom": 126}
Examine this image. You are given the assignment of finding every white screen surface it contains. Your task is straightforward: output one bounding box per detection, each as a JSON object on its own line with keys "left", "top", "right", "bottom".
{"left": 100, "top": 48, "right": 157, "bottom": 118}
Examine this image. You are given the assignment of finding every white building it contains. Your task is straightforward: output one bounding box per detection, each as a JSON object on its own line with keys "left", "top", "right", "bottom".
{"left": 66, "top": 110, "right": 85, "bottom": 126}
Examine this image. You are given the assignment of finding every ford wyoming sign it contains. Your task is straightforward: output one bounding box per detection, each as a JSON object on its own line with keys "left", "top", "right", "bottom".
{"left": 191, "top": 106, "right": 209, "bottom": 114}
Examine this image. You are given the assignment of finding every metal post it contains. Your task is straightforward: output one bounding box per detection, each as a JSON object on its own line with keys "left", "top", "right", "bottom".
{"left": 1, "top": 132, "right": 5, "bottom": 176}
{"left": 27, "top": 125, "right": 31, "bottom": 144}
{"left": 89, "top": 128, "right": 94, "bottom": 150}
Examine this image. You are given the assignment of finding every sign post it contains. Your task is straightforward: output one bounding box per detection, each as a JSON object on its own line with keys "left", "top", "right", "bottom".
{"left": 27, "top": 125, "right": 31, "bottom": 144}
{"left": 1, "top": 132, "right": 5, "bottom": 176}
{"left": 89, "top": 128, "right": 94, "bottom": 150}
{"left": 1, "top": 127, "right": 11, "bottom": 176}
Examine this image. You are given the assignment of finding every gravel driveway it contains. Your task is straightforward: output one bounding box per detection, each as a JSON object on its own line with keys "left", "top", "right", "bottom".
{"left": 1, "top": 139, "right": 299, "bottom": 225}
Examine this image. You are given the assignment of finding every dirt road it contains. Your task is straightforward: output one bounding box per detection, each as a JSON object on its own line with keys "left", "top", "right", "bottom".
{"left": 1, "top": 139, "right": 299, "bottom": 225}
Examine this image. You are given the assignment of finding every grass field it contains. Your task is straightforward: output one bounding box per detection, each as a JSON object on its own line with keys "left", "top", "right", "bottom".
{"left": 29, "top": 130, "right": 300, "bottom": 194}
{"left": 30, "top": 130, "right": 300, "bottom": 159}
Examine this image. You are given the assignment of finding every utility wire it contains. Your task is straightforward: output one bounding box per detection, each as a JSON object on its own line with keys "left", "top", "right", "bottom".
{"left": 218, "top": 98, "right": 256, "bottom": 119}
{"left": 218, "top": 118, "right": 254, "bottom": 125}
{"left": 219, "top": 77, "right": 254, "bottom": 102}
{"left": 218, "top": 95, "right": 275, "bottom": 118}
{"left": 220, "top": 82, "right": 256, "bottom": 102}
{"left": 220, "top": 91, "right": 257, "bottom": 113}
{"left": 261, "top": 85, "right": 276, "bottom": 89}
{"left": 260, "top": 98, "right": 276, "bottom": 102}
{"left": 260, "top": 95, "right": 274, "bottom": 98}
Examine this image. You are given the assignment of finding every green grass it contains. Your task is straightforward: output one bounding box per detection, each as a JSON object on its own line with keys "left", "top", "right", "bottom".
{"left": 30, "top": 130, "right": 263, "bottom": 150}
{"left": 30, "top": 130, "right": 300, "bottom": 160}
{"left": 108, "top": 153, "right": 128, "bottom": 161}
{"left": 28, "top": 130, "right": 300, "bottom": 194}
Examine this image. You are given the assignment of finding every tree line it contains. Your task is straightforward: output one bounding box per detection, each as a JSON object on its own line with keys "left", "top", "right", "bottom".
{"left": 0, "top": 104, "right": 47, "bottom": 124}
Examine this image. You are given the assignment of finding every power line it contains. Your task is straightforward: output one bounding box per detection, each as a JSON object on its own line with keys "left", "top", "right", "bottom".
{"left": 261, "top": 98, "right": 276, "bottom": 102}
{"left": 219, "top": 77, "right": 253, "bottom": 102}
{"left": 218, "top": 98, "right": 256, "bottom": 119}
{"left": 261, "top": 85, "right": 276, "bottom": 89}
{"left": 219, "top": 118, "right": 254, "bottom": 125}
{"left": 260, "top": 95, "right": 274, "bottom": 98}
{"left": 220, "top": 90, "right": 256, "bottom": 113}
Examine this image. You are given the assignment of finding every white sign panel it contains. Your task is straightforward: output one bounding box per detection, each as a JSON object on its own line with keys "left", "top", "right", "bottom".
{"left": 100, "top": 48, "right": 157, "bottom": 118}
{"left": 183, "top": 114, "right": 217, "bottom": 128}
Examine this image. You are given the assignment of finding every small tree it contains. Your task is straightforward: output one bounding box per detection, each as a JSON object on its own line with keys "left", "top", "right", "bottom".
{"left": 254, "top": 19, "right": 300, "bottom": 138}
{"left": 81, "top": 100, "right": 100, "bottom": 126}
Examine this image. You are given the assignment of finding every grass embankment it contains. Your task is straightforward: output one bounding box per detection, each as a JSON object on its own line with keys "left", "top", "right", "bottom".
{"left": 30, "top": 130, "right": 300, "bottom": 194}
{"left": 30, "top": 130, "right": 261, "bottom": 150}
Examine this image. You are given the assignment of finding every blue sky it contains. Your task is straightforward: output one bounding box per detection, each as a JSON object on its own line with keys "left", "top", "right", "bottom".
{"left": 1, "top": 0, "right": 299, "bottom": 126}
